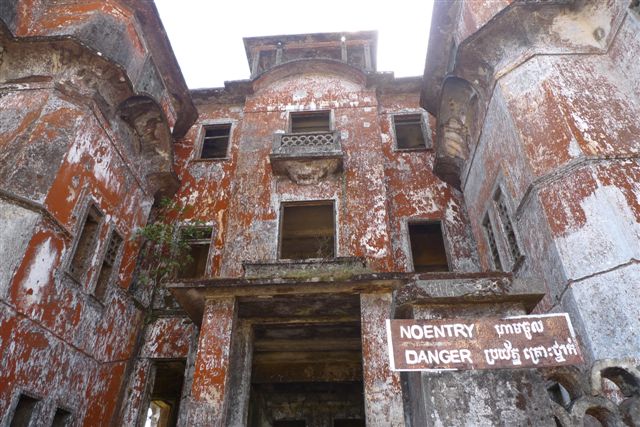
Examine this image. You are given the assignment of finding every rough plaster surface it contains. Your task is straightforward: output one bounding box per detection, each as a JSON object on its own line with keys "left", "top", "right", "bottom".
{"left": 360, "top": 293, "right": 405, "bottom": 426}
{"left": 563, "top": 263, "right": 640, "bottom": 362}
{"left": 420, "top": 369, "right": 553, "bottom": 426}
{"left": 0, "top": 201, "right": 39, "bottom": 296}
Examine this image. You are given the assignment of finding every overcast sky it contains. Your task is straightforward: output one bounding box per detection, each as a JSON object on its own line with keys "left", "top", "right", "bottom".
{"left": 154, "top": 0, "right": 434, "bottom": 89}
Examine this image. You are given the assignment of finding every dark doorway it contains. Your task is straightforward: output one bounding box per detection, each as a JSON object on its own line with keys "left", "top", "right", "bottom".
{"left": 248, "top": 322, "right": 365, "bottom": 426}
{"left": 143, "top": 360, "right": 186, "bottom": 427}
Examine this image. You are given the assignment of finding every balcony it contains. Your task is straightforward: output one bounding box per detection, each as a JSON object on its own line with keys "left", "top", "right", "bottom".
{"left": 270, "top": 131, "right": 343, "bottom": 185}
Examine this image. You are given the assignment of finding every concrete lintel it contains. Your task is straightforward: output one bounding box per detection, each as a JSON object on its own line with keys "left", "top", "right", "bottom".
{"left": 395, "top": 276, "right": 545, "bottom": 313}
{"left": 169, "top": 275, "right": 404, "bottom": 325}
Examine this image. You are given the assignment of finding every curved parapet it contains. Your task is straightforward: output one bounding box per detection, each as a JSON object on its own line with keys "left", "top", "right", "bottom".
{"left": 0, "top": 0, "right": 196, "bottom": 137}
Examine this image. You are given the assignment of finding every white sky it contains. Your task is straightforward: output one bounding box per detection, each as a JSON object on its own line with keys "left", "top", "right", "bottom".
{"left": 154, "top": 0, "right": 434, "bottom": 89}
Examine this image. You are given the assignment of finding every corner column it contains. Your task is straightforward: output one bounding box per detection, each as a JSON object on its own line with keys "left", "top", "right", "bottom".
{"left": 361, "top": 292, "right": 405, "bottom": 426}
{"left": 183, "top": 297, "right": 237, "bottom": 426}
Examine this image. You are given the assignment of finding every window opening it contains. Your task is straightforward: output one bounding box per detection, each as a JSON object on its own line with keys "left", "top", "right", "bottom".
{"left": 10, "top": 394, "right": 39, "bottom": 427}
{"left": 70, "top": 205, "right": 103, "bottom": 279}
{"left": 142, "top": 360, "right": 186, "bottom": 427}
{"left": 334, "top": 420, "right": 365, "bottom": 427}
{"left": 273, "top": 421, "right": 306, "bottom": 427}
{"left": 200, "top": 124, "right": 231, "bottom": 159}
{"left": 394, "top": 114, "right": 426, "bottom": 149}
{"left": 51, "top": 408, "right": 72, "bottom": 427}
{"left": 290, "top": 111, "right": 331, "bottom": 133}
{"left": 94, "top": 231, "right": 123, "bottom": 301}
{"left": 280, "top": 202, "right": 335, "bottom": 259}
{"left": 494, "top": 190, "right": 522, "bottom": 264}
{"left": 482, "top": 215, "right": 502, "bottom": 271}
{"left": 177, "top": 227, "right": 212, "bottom": 279}
{"left": 408, "top": 222, "right": 449, "bottom": 272}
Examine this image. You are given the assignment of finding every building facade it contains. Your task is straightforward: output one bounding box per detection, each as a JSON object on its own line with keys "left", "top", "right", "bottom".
{"left": 1, "top": 0, "right": 639, "bottom": 426}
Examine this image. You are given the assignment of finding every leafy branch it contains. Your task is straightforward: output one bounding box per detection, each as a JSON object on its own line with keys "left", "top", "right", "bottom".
{"left": 133, "top": 197, "right": 204, "bottom": 287}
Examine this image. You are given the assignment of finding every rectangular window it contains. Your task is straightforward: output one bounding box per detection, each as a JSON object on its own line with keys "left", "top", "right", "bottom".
{"left": 10, "top": 394, "right": 39, "bottom": 427}
{"left": 69, "top": 205, "right": 103, "bottom": 279}
{"left": 200, "top": 124, "right": 231, "bottom": 159}
{"left": 408, "top": 222, "right": 449, "bottom": 272}
{"left": 334, "top": 420, "right": 365, "bottom": 427}
{"left": 177, "top": 227, "right": 212, "bottom": 279}
{"left": 280, "top": 202, "right": 335, "bottom": 260}
{"left": 94, "top": 231, "right": 123, "bottom": 301}
{"left": 394, "top": 114, "right": 426, "bottom": 149}
{"left": 51, "top": 408, "right": 72, "bottom": 427}
{"left": 290, "top": 111, "right": 331, "bottom": 133}
{"left": 483, "top": 215, "right": 502, "bottom": 271}
{"left": 494, "top": 190, "right": 522, "bottom": 265}
{"left": 273, "top": 421, "right": 306, "bottom": 427}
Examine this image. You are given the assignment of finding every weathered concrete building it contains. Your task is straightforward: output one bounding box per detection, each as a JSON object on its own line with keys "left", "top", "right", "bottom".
{"left": 1, "top": 0, "right": 640, "bottom": 426}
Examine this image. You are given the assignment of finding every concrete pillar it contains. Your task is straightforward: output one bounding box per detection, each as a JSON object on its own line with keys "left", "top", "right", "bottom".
{"left": 184, "top": 297, "right": 237, "bottom": 426}
{"left": 363, "top": 42, "right": 372, "bottom": 71}
{"left": 226, "top": 320, "right": 254, "bottom": 427}
{"left": 250, "top": 51, "right": 260, "bottom": 78}
{"left": 409, "top": 303, "right": 554, "bottom": 426}
{"left": 361, "top": 293, "right": 405, "bottom": 426}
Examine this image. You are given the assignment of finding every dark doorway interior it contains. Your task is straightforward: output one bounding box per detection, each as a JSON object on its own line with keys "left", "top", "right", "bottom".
{"left": 408, "top": 222, "right": 449, "bottom": 272}
{"left": 143, "top": 360, "right": 186, "bottom": 427}
{"left": 248, "top": 321, "right": 365, "bottom": 427}
{"left": 280, "top": 202, "right": 335, "bottom": 260}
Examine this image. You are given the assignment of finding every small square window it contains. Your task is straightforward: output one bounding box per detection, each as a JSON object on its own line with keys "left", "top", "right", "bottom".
{"left": 394, "top": 114, "right": 426, "bottom": 150}
{"left": 280, "top": 202, "right": 335, "bottom": 259}
{"left": 408, "top": 222, "right": 449, "bottom": 272}
{"left": 273, "top": 421, "right": 306, "bottom": 427}
{"left": 200, "top": 124, "right": 231, "bottom": 159}
{"left": 290, "top": 111, "right": 331, "bottom": 133}
{"left": 10, "top": 394, "right": 40, "bottom": 427}
{"left": 51, "top": 408, "right": 73, "bottom": 427}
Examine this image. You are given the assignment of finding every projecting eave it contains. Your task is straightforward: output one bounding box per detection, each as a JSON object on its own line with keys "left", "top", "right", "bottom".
{"left": 243, "top": 31, "right": 378, "bottom": 71}
{"left": 168, "top": 272, "right": 545, "bottom": 326}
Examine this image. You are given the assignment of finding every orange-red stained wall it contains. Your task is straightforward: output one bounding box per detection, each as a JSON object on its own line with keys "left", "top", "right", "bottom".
{"left": 171, "top": 70, "right": 479, "bottom": 277}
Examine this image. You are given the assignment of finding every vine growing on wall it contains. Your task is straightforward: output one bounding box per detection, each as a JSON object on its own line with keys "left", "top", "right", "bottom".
{"left": 133, "top": 197, "right": 204, "bottom": 288}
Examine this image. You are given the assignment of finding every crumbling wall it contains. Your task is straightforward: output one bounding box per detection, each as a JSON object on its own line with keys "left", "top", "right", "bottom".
{"left": 459, "top": 5, "right": 640, "bottom": 362}
{"left": 0, "top": 1, "right": 193, "bottom": 422}
{"left": 172, "top": 67, "right": 477, "bottom": 279}
{"left": 378, "top": 90, "right": 479, "bottom": 273}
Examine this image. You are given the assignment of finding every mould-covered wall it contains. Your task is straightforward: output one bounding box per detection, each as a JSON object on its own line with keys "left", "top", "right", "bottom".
{"left": 378, "top": 88, "right": 479, "bottom": 273}
{"left": 448, "top": 4, "right": 640, "bottom": 362}
{"left": 0, "top": 0, "right": 195, "bottom": 423}
{"left": 170, "top": 67, "right": 478, "bottom": 279}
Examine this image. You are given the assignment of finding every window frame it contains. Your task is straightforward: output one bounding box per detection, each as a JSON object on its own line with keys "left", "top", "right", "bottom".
{"left": 7, "top": 391, "right": 43, "bottom": 427}
{"left": 406, "top": 219, "right": 451, "bottom": 273}
{"left": 482, "top": 184, "right": 524, "bottom": 272}
{"left": 91, "top": 226, "right": 124, "bottom": 302}
{"left": 288, "top": 110, "right": 333, "bottom": 134}
{"left": 196, "top": 122, "right": 233, "bottom": 161}
{"left": 392, "top": 112, "right": 431, "bottom": 152}
{"left": 278, "top": 200, "right": 337, "bottom": 260}
{"left": 176, "top": 225, "right": 213, "bottom": 279}
{"left": 50, "top": 406, "right": 74, "bottom": 427}
{"left": 66, "top": 202, "right": 105, "bottom": 285}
